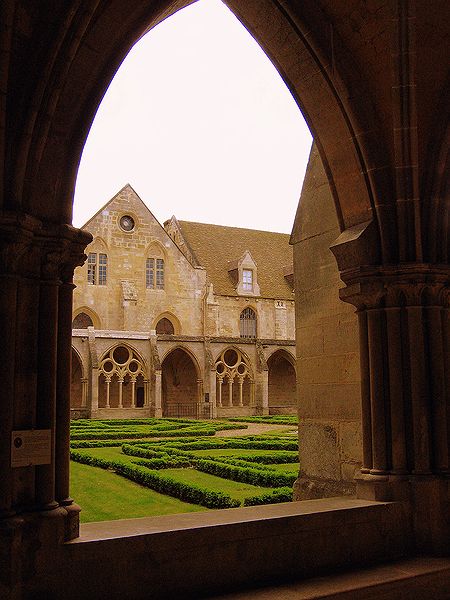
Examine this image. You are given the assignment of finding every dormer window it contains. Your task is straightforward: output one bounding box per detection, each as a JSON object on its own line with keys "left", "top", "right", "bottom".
{"left": 229, "top": 250, "right": 261, "bottom": 296}
{"left": 242, "top": 269, "right": 253, "bottom": 292}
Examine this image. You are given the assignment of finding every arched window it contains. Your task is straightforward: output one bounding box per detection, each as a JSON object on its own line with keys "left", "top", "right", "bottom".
{"left": 146, "top": 258, "right": 164, "bottom": 289}
{"left": 240, "top": 307, "right": 257, "bottom": 338}
{"left": 156, "top": 317, "right": 175, "bottom": 335}
{"left": 72, "top": 312, "right": 93, "bottom": 329}
{"left": 87, "top": 252, "right": 107, "bottom": 285}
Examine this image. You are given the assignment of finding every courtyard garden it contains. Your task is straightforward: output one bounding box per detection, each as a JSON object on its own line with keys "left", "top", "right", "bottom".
{"left": 70, "top": 416, "right": 299, "bottom": 522}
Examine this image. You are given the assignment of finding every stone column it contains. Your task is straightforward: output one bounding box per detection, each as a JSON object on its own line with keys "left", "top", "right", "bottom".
{"left": 54, "top": 229, "right": 89, "bottom": 539}
{"left": 0, "top": 215, "right": 90, "bottom": 542}
{"left": 154, "top": 371, "right": 162, "bottom": 417}
{"left": 81, "top": 379, "right": 88, "bottom": 408}
{"left": 208, "top": 370, "right": 217, "bottom": 419}
{"left": 339, "top": 267, "right": 450, "bottom": 554}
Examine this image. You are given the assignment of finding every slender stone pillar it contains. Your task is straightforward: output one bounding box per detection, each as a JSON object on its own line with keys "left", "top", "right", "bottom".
{"left": 238, "top": 377, "right": 244, "bottom": 407}
{"left": 385, "top": 307, "right": 407, "bottom": 475}
{"left": 366, "top": 308, "right": 388, "bottom": 475}
{"left": 131, "top": 379, "right": 136, "bottom": 408}
{"left": 228, "top": 377, "right": 233, "bottom": 406}
{"left": 105, "top": 378, "right": 111, "bottom": 408}
{"left": 357, "top": 310, "right": 372, "bottom": 473}
{"left": 154, "top": 371, "right": 162, "bottom": 417}
{"left": 338, "top": 266, "right": 450, "bottom": 553}
{"left": 81, "top": 379, "right": 88, "bottom": 408}
{"left": 118, "top": 379, "right": 124, "bottom": 408}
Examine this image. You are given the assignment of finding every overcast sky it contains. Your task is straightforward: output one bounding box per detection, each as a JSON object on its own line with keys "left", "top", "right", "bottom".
{"left": 73, "top": 0, "right": 312, "bottom": 234}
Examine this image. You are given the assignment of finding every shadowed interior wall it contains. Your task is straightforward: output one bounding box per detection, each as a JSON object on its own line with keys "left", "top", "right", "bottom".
{"left": 292, "top": 144, "right": 362, "bottom": 499}
{"left": 268, "top": 351, "right": 296, "bottom": 414}
{"left": 162, "top": 349, "right": 198, "bottom": 415}
{"left": 70, "top": 350, "right": 83, "bottom": 408}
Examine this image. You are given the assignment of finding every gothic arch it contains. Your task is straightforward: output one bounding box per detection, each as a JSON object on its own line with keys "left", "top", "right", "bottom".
{"left": 215, "top": 346, "right": 254, "bottom": 409}
{"left": 10, "top": 0, "right": 392, "bottom": 267}
{"left": 267, "top": 349, "right": 297, "bottom": 414}
{"left": 145, "top": 239, "right": 167, "bottom": 258}
{"left": 98, "top": 344, "right": 148, "bottom": 409}
{"left": 70, "top": 347, "right": 86, "bottom": 409}
{"left": 72, "top": 306, "right": 101, "bottom": 329}
{"left": 153, "top": 312, "right": 181, "bottom": 335}
{"left": 161, "top": 346, "right": 201, "bottom": 417}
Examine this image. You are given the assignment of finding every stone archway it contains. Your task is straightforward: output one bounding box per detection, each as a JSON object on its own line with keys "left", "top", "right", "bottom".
{"left": 70, "top": 348, "right": 85, "bottom": 409}
{"left": 1, "top": 4, "right": 449, "bottom": 589}
{"left": 267, "top": 350, "right": 296, "bottom": 415}
{"left": 161, "top": 348, "right": 200, "bottom": 417}
{"left": 98, "top": 345, "right": 148, "bottom": 410}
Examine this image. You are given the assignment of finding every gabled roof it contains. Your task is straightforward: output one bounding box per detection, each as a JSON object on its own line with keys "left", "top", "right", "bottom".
{"left": 175, "top": 221, "right": 294, "bottom": 299}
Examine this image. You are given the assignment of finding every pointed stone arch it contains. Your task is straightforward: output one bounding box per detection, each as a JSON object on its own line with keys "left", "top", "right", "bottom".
{"left": 70, "top": 347, "right": 87, "bottom": 409}
{"left": 267, "top": 349, "right": 297, "bottom": 415}
{"left": 161, "top": 346, "right": 202, "bottom": 417}
{"left": 98, "top": 343, "right": 149, "bottom": 410}
{"left": 153, "top": 312, "right": 181, "bottom": 335}
{"left": 215, "top": 346, "right": 254, "bottom": 410}
{"left": 72, "top": 306, "right": 101, "bottom": 329}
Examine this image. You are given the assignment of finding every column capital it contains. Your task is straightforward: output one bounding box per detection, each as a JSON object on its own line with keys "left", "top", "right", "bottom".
{"left": 338, "top": 263, "right": 450, "bottom": 310}
{"left": 0, "top": 213, "right": 92, "bottom": 281}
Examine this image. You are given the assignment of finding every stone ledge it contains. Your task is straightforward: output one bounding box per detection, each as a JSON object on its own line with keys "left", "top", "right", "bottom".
{"left": 41, "top": 498, "right": 413, "bottom": 600}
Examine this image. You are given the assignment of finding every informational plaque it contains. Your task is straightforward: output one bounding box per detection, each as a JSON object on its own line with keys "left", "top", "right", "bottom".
{"left": 11, "top": 430, "right": 52, "bottom": 467}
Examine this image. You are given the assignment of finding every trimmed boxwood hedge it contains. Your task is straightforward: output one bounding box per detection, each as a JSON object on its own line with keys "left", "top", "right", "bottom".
{"left": 194, "top": 458, "right": 297, "bottom": 487}
{"left": 70, "top": 428, "right": 216, "bottom": 440}
{"left": 243, "top": 487, "right": 293, "bottom": 506}
{"left": 70, "top": 450, "right": 239, "bottom": 509}
{"left": 224, "top": 452, "right": 299, "bottom": 464}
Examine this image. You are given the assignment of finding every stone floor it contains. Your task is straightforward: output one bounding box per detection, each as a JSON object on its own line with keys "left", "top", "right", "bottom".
{"left": 207, "top": 556, "right": 450, "bottom": 600}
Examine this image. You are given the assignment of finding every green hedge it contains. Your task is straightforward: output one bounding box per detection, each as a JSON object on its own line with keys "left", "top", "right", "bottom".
{"left": 225, "top": 452, "right": 299, "bottom": 465}
{"left": 131, "top": 457, "right": 192, "bottom": 470}
{"left": 70, "top": 450, "right": 239, "bottom": 509}
{"left": 243, "top": 487, "right": 293, "bottom": 506}
{"left": 194, "top": 458, "right": 297, "bottom": 487}
{"left": 70, "top": 428, "right": 216, "bottom": 440}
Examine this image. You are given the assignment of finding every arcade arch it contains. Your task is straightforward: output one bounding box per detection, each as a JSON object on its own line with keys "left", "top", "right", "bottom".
{"left": 161, "top": 347, "right": 202, "bottom": 417}
{"left": 267, "top": 349, "right": 296, "bottom": 414}
{"left": 1, "top": 4, "right": 448, "bottom": 595}
{"left": 98, "top": 345, "right": 149, "bottom": 409}
{"left": 70, "top": 347, "right": 86, "bottom": 409}
{"left": 215, "top": 347, "right": 254, "bottom": 409}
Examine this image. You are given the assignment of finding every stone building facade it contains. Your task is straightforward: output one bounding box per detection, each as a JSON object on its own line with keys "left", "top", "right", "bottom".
{"left": 71, "top": 185, "right": 297, "bottom": 419}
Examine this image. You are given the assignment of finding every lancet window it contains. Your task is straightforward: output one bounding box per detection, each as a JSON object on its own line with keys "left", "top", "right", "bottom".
{"left": 87, "top": 252, "right": 107, "bottom": 285}
{"left": 146, "top": 258, "right": 165, "bottom": 289}
{"left": 240, "top": 307, "right": 257, "bottom": 338}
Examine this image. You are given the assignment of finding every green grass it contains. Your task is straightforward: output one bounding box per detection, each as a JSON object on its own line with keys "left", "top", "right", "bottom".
{"left": 160, "top": 468, "right": 273, "bottom": 501}
{"left": 70, "top": 418, "right": 299, "bottom": 522}
{"left": 70, "top": 461, "right": 206, "bottom": 523}
{"left": 265, "top": 463, "right": 299, "bottom": 474}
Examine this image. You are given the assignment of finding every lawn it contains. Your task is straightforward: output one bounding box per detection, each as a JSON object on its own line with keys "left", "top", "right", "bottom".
{"left": 70, "top": 418, "right": 299, "bottom": 522}
{"left": 71, "top": 461, "right": 206, "bottom": 522}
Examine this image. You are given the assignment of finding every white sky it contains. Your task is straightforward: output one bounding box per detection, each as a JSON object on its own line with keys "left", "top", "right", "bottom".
{"left": 73, "top": 0, "right": 312, "bottom": 234}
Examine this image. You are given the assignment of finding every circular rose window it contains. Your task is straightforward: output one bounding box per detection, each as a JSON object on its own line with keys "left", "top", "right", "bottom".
{"left": 120, "top": 215, "right": 135, "bottom": 231}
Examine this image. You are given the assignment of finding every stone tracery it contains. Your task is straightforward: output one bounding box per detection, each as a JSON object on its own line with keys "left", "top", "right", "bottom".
{"left": 215, "top": 348, "right": 254, "bottom": 408}
{"left": 99, "top": 345, "right": 148, "bottom": 409}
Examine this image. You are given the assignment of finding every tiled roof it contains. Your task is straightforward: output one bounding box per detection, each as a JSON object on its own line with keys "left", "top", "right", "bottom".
{"left": 177, "top": 221, "right": 294, "bottom": 299}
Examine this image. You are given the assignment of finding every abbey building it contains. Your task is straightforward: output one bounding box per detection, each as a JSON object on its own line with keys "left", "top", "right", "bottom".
{"left": 71, "top": 184, "right": 297, "bottom": 419}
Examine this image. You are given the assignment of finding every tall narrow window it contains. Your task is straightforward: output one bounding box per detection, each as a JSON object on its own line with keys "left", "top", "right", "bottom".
{"left": 242, "top": 269, "right": 253, "bottom": 292}
{"left": 146, "top": 258, "right": 155, "bottom": 288}
{"left": 98, "top": 253, "right": 107, "bottom": 285}
{"left": 156, "top": 259, "right": 164, "bottom": 289}
{"left": 87, "top": 253, "right": 97, "bottom": 285}
{"left": 240, "top": 307, "right": 257, "bottom": 338}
